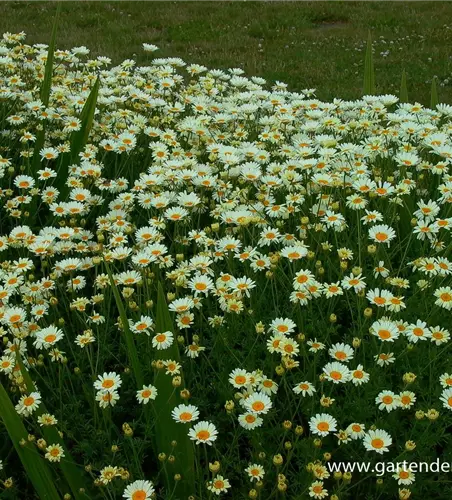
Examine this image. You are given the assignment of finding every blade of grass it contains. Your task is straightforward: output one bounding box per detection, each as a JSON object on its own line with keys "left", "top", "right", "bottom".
{"left": 153, "top": 282, "right": 195, "bottom": 498}
{"left": 15, "top": 355, "right": 90, "bottom": 500}
{"left": 430, "top": 76, "right": 439, "bottom": 108}
{"left": 400, "top": 69, "right": 409, "bottom": 103}
{"left": 55, "top": 76, "right": 100, "bottom": 200}
{"left": 31, "top": 2, "right": 61, "bottom": 173}
{"left": 29, "top": 2, "right": 61, "bottom": 230}
{"left": 104, "top": 260, "right": 144, "bottom": 387}
{"left": 0, "top": 383, "right": 61, "bottom": 500}
{"left": 363, "top": 30, "right": 375, "bottom": 95}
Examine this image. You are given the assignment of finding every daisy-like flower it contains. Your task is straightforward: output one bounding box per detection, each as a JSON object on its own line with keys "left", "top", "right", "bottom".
{"left": 40, "top": 147, "right": 59, "bottom": 161}
{"left": 368, "top": 224, "right": 396, "bottom": 245}
{"left": 393, "top": 467, "right": 416, "bottom": 486}
{"left": 309, "top": 413, "right": 338, "bottom": 437}
{"left": 279, "top": 338, "right": 299, "bottom": 357}
{"left": 75, "top": 331, "right": 96, "bottom": 348}
{"left": 143, "top": 43, "right": 159, "bottom": 52}
{"left": 293, "top": 381, "right": 316, "bottom": 396}
{"left": 168, "top": 297, "right": 195, "bottom": 314}
{"left": 245, "top": 463, "right": 265, "bottom": 482}
{"left": 350, "top": 364, "right": 370, "bottom": 386}
{"left": 434, "top": 286, "right": 452, "bottom": 310}
{"left": 328, "top": 343, "right": 354, "bottom": 363}
{"left": 250, "top": 254, "right": 271, "bottom": 271}
{"left": 123, "top": 480, "right": 155, "bottom": 500}
{"left": 136, "top": 385, "right": 158, "bottom": 404}
{"left": 323, "top": 282, "right": 343, "bottom": 298}
{"left": 322, "top": 210, "right": 346, "bottom": 229}
{"left": 243, "top": 391, "right": 273, "bottom": 414}
{"left": 16, "top": 392, "right": 41, "bottom": 416}
{"left": 361, "top": 210, "right": 384, "bottom": 225}
{"left": 363, "top": 429, "right": 392, "bottom": 454}
{"left": 341, "top": 273, "right": 366, "bottom": 292}
{"left": 94, "top": 372, "right": 122, "bottom": 393}
{"left": 207, "top": 475, "right": 231, "bottom": 495}
{"left": 3, "top": 306, "right": 27, "bottom": 326}
{"left": 45, "top": 444, "right": 65, "bottom": 462}
{"left": 259, "top": 226, "right": 281, "bottom": 246}
{"left": 307, "top": 338, "right": 326, "bottom": 352}
{"left": 374, "top": 261, "right": 390, "bottom": 278}
{"left": 185, "top": 343, "right": 206, "bottom": 358}
{"left": 188, "top": 274, "right": 214, "bottom": 296}
{"left": 293, "top": 269, "right": 316, "bottom": 289}
{"left": 188, "top": 421, "right": 218, "bottom": 445}
{"left": 37, "top": 413, "right": 58, "bottom": 426}
{"left": 152, "top": 331, "right": 174, "bottom": 350}
{"left": 130, "top": 316, "right": 154, "bottom": 335}
{"left": 164, "top": 207, "right": 189, "bottom": 221}
{"left": 96, "top": 390, "right": 120, "bottom": 408}
{"left": 322, "top": 362, "right": 351, "bottom": 384}
{"left": 230, "top": 276, "right": 256, "bottom": 297}
{"left": 405, "top": 320, "right": 431, "bottom": 343}
{"left": 366, "top": 288, "right": 393, "bottom": 308}
{"left": 440, "top": 373, "right": 452, "bottom": 388}
{"left": 370, "top": 319, "right": 399, "bottom": 342}
{"left": 399, "top": 391, "right": 416, "bottom": 409}
{"left": 280, "top": 245, "right": 308, "bottom": 260}
{"left": 269, "top": 317, "right": 296, "bottom": 335}
{"left": 14, "top": 175, "right": 35, "bottom": 190}
{"left": 375, "top": 352, "right": 395, "bottom": 367}
{"left": 308, "top": 480, "right": 328, "bottom": 499}
{"left": 99, "top": 466, "right": 120, "bottom": 485}
{"left": 171, "top": 404, "right": 200, "bottom": 423}
{"left": 229, "top": 368, "right": 250, "bottom": 388}
{"left": 238, "top": 412, "right": 263, "bottom": 430}
{"left": 346, "top": 422, "right": 366, "bottom": 439}
{"left": 0, "top": 355, "right": 15, "bottom": 374}
{"left": 258, "top": 378, "right": 279, "bottom": 395}
{"left": 440, "top": 387, "right": 452, "bottom": 411}
{"left": 164, "top": 360, "right": 181, "bottom": 376}
{"left": 33, "top": 326, "right": 64, "bottom": 350}
{"left": 387, "top": 295, "right": 406, "bottom": 313}
{"left": 376, "top": 390, "right": 400, "bottom": 412}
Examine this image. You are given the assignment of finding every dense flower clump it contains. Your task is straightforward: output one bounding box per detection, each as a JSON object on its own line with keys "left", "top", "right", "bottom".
{"left": 1, "top": 31, "right": 452, "bottom": 499}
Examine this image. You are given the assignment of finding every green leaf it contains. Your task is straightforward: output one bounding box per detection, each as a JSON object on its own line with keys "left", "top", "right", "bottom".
{"left": 0, "top": 383, "right": 61, "bottom": 500}
{"left": 56, "top": 77, "right": 100, "bottom": 199}
{"left": 104, "top": 260, "right": 144, "bottom": 387}
{"left": 430, "top": 76, "right": 439, "bottom": 109}
{"left": 363, "top": 31, "right": 375, "bottom": 95}
{"left": 15, "top": 355, "right": 90, "bottom": 500}
{"left": 29, "top": 2, "right": 61, "bottom": 230}
{"left": 31, "top": 2, "right": 61, "bottom": 171}
{"left": 153, "top": 282, "right": 195, "bottom": 498}
{"left": 40, "top": 2, "right": 61, "bottom": 108}
{"left": 400, "top": 69, "right": 409, "bottom": 103}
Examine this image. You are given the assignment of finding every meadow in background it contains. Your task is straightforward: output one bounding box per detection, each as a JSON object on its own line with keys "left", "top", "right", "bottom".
{"left": 1, "top": 1, "right": 452, "bottom": 104}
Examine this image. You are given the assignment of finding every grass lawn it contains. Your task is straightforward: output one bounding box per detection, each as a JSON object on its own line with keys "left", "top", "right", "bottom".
{"left": 1, "top": 1, "right": 451, "bottom": 104}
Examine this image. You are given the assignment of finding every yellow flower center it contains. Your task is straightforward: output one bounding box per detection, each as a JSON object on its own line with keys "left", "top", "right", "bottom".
{"left": 196, "top": 430, "right": 210, "bottom": 441}
{"left": 251, "top": 401, "right": 265, "bottom": 412}
{"left": 371, "top": 438, "right": 384, "bottom": 449}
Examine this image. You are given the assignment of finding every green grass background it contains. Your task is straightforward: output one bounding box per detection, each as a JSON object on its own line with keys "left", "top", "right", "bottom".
{"left": 1, "top": 1, "right": 452, "bottom": 103}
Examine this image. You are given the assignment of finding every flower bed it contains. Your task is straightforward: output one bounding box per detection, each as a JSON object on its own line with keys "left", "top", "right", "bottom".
{"left": 1, "top": 31, "right": 452, "bottom": 500}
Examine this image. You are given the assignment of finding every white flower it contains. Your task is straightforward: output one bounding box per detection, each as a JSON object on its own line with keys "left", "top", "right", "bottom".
{"left": 309, "top": 413, "right": 338, "bottom": 437}
{"left": 123, "top": 479, "right": 155, "bottom": 500}
{"left": 188, "top": 421, "right": 218, "bottom": 445}
{"left": 243, "top": 391, "right": 273, "bottom": 414}
{"left": 171, "top": 404, "right": 200, "bottom": 423}
{"left": 363, "top": 429, "right": 392, "bottom": 454}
